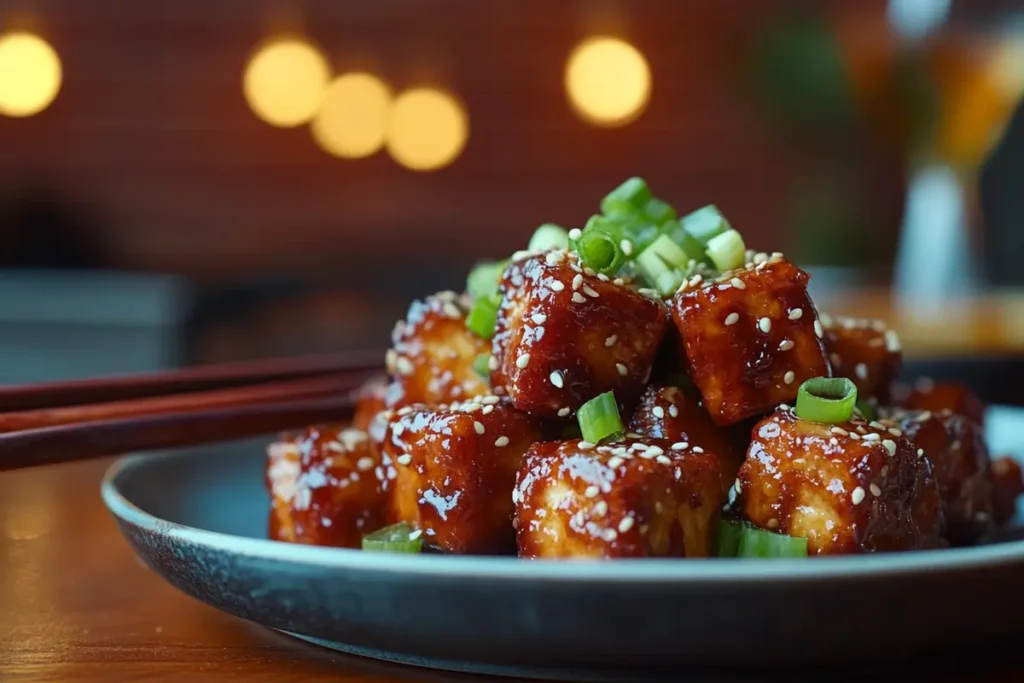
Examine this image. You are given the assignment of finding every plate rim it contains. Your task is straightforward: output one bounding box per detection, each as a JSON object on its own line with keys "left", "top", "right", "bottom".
{"left": 101, "top": 447, "right": 1024, "bottom": 584}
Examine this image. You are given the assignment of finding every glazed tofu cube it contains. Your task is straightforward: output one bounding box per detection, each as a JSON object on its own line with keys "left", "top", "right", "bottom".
{"left": 992, "top": 457, "right": 1024, "bottom": 526}
{"left": 266, "top": 425, "right": 387, "bottom": 549}
{"left": 514, "top": 437, "right": 722, "bottom": 558}
{"left": 737, "top": 408, "right": 943, "bottom": 555}
{"left": 491, "top": 251, "right": 666, "bottom": 419}
{"left": 383, "top": 396, "right": 543, "bottom": 554}
{"left": 892, "top": 408, "right": 994, "bottom": 545}
{"left": 385, "top": 290, "right": 490, "bottom": 409}
{"left": 353, "top": 374, "right": 389, "bottom": 443}
{"left": 893, "top": 379, "right": 986, "bottom": 426}
{"left": 821, "top": 316, "right": 901, "bottom": 402}
{"left": 627, "top": 384, "right": 746, "bottom": 491}
{"left": 670, "top": 256, "right": 830, "bottom": 426}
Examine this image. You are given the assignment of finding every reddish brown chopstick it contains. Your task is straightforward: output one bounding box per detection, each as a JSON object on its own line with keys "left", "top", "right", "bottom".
{"left": 0, "top": 349, "right": 381, "bottom": 412}
{"left": 0, "top": 394, "right": 358, "bottom": 472}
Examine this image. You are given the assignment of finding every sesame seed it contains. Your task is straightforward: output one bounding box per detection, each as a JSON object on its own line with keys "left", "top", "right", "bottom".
{"left": 511, "top": 489, "right": 520, "bottom": 504}
{"left": 551, "top": 281, "right": 565, "bottom": 292}
{"left": 618, "top": 517, "right": 635, "bottom": 533}
{"left": 604, "top": 334, "right": 617, "bottom": 347}
{"left": 573, "top": 511, "right": 585, "bottom": 526}
{"left": 395, "top": 356, "right": 415, "bottom": 376}
{"left": 557, "top": 407, "right": 571, "bottom": 417}
{"left": 494, "top": 436, "right": 510, "bottom": 447}
{"left": 602, "top": 528, "right": 618, "bottom": 542}
{"left": 779, "top": 339, "right": 795, "bottom": 351}
{"left": 888, "top": 428, "right": 902, "bottom": 437}
{"left": 668, "top": 404, "right": 679, "bottom": 418}
{"left": 766, "top": 518, "right": 779, "bottom": 529}
{"left": 488, "top": 355, "right": 499, "bottom": 371}
{"left": 584, "top": 267, "right": 597, "bottom": 277}
{"left": 482, "top": 405, "right": 494, "bottom": 415}
{"left": 639, "top": 288, "right": 661, "bottom": 300}
{"left": 831, "top": 426, "right": 849, "bottom": 436}
{"left": 545, "top": 251, "right": 564, "bottom": 266}
{"left": 885, "top": 329, "right": 901, "bottom": 352}
{"left": 396, "top": 454, "right": 412, "bottom": 466}
{"left": 849, "top": 432, "right": 861, "bottom": 441}
{"left": 482, "top": 395, "right": 500, "bottom": 405}
{"left": 672, "top": 442, "right": 689, "bottom": 450}
{"left": 724, "top": 313, "right": 740, "bottom": 326}
{"left": 829, "top": 437, "right": 839, "bottom": 445}
{"left": 870, "top": 483, "right": 882, "bottom": 497}
{"left": 882, "top": 440, "right": 897, "bottom": 456}
{"left": 692, "top": 446, "right": 704, "bottom": 453}
{"left": 613, "top": 278, "right": 625, "bottom": 286}
{"left": 616, "top": 363, "right": 628, "bottom": 376}
{"left": 572, "top": 292, "right": 587, "bottom": 304}
{"left": 356, "top": 457, "right": 375, "bottom": 471}
{"left": 788, "top": 308, "right": 803, "bottom": 321}
{"left": 652, "top": 406, "right": 665, "bottom": 418}
{"left": 638, "top": 450, "right": 655, "bottom": 460}
{"left": 326, "top": 441, "right": 346, "bottom": 453}
{"left": 869, "top": 421, "right": 886, "bottom": 430}
{"left": 862, "top": 433, "right": 880, "bottom": 441}
{"left": 594, "top": 501, "right": 608, "bottom": 517}
{"left": 531, "top": 312, "right": 547, "bottom": 324}
{"left": 917, "top": 448, "right": 925, "bottom": 457}
{"left": 626, "top": 432, "right": 643, "bottom": 438}
{"left": 730, "top": 277, "right": 746, "bottom": 290}
{"left": 608, "top": 456, "right": 624, "bottom": 469}
{"left": 572, "top": 274, "right": 583, "bottom": 290}
{"left": 855, "top": 363, "right": 868, "bottom": 380}
{"left": 516, "top": 354, "right": 531, "bottom": 369}
{"left": 550, "top": 371, "right": 564, "bottom": 388}
{"left": 814, "top": 320, "right": 824, "bottom": 338}
{"left": 734, "top": 479, "right": 742, "bottom": 493}
{"left": 656, "top": 455, "right": 672, "bottom": 466}
{"left": 620, "top": 239, "right": 633, "bottom": 256}
{"left": 758, "top": 317, "right": 772, "bottom": 333}
{"left": 578, "top": 441, "right": 595, "bottom": 450}
{"left": 568, "top": 228, "right": 582, "bottom": 240}
{"left": 583, "top": 286, "right": 600, "bottom": 298}
{"left": 852, "top": 487, "right": 866, "bottom": 504}
{"left": 585, "top": 485, "right": 600, "bottom": 498}
{"left": 917, "top": 411, "right": 932, "bottom": 422}
{"left": 473, "top": 421, "right": 485, "bottom": 435}
{"left": 783, "top": 371, "right": 796, "bottom": 385}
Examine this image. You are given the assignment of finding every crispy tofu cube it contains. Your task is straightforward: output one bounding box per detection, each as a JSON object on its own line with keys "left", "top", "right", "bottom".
{"left": 383, "top": 396, "right": 543, "bottom": 554}
{"left": 514, "top": 437, "right": 722, "bottom": 558}
{"left": 385, "top": 290, "right": 490, "bottom": 409}
{"left": 491, "top": 251, "right": 666, "bottom": 419}
{"left": 353, "top": 374, "right": 388, "bottom": 438}
{"left": 737, "top": 408, "right": 943, "bottom": 554}
{"left": 893, "top": 379, "right": 986, "bottom": 426}
{"left": 821, "top": 316, "right": 901, "bottom": 402}
{"left": 627, "top": 384, "right": 746, "bottom": 492}
{"left": 992, "top": 457, "right": 1024, "bottom": 526}
{"left": 670, "top": 257, "right": 830, "bottom": 426}
{"left": 891, "top": 408, "right": 994, "bottom": 545}
{"left": 266, "top": 425, "right": 387, "bottom": 549}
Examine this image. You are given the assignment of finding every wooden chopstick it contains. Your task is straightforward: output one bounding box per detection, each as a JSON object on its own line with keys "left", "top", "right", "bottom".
{"left": 0, "top": 394, "right": 357, "bottom": 472}
{"left": 0, "top": 349, "right": 382, "bottom": 412}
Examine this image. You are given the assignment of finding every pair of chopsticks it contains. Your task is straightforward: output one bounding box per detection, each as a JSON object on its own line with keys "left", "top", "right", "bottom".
{"left": 0, "top": 350, "right": 383, "bottom": 472}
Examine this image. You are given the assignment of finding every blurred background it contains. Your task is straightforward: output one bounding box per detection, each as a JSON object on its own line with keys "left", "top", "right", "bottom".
{"left": 0, "top": 0, "right": 1021, "bottom": 383}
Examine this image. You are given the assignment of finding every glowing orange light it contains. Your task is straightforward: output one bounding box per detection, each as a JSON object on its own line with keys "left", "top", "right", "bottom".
{"left": 243, "top": 37, "right": 330, "bottom": 127}
{"left": 386, "top": 87, "right": 468, "bottom": 171}
{"left": 311, "top": 72, "right": 391, "bottom": 159}
{"left": 565, "top": 37, "right": 651, "bottom": 127}
{"left": 0, "top": 32, "right": 62, "bottom": 117}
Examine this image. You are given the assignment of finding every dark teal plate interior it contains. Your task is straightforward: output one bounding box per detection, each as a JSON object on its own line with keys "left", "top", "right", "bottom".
{"left": 101, "top": 407, "right": 1024, "bottom": 680}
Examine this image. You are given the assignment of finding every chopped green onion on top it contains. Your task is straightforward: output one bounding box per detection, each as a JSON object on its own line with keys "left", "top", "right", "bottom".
{"left": 641, "top": 234, "right": 692, "bottom": 269}
{"left": 663, "top": 219, "right": 711, "bottom": 265}
{"left": 362, "top": 522, "right": 423, "bottom": 553}
{"left": 465, "top": 293, "right": 502, "bottom": 339}
{"left": 574, "top": 225, "right": 625, "bottom": 275}
{"left": 577, "top": 391, "right": 623, "bottom": 444}
{"left": 705, "top": 229, "right": 746, "bottom": 272}
{"left": 643, "top": 197, "right": 676, "bottom": 224}
{"left": 600, "top": 176, "right": 653, "bottom": 217}
{"left": 529, "top": 223, "right": 570, "bottom": 252}
{"left": 466, "top": 260, "right": 508, "bottom": 301}
{"left": 682, "top": 204, "right": 732, "bottom": 245}
{"left": 795, "top": 377, "right": 858, "bottom": 424}
{"left": 654, "top": 269, "right": 684, "bottom": 297}
{"left": 473, "top": 353, "right": 492, "bottom": 378}
{"left": 855, "top": 399, "right": 877, "bottom": 422}
{"left": 716, "top": 520, "right": 808, "bottom": 558}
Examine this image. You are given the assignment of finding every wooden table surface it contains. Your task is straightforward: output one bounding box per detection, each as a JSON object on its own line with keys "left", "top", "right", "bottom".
{"left": 3, "top": 292, "right": 1024, "bottom": 682}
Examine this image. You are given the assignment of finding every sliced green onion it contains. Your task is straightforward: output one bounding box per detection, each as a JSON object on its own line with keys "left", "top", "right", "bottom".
{"left": 642, "top": 234, "right": 692, "bottom": 268}
{"left": 705, "top": 229, "right": 746, "bottom": 272}
{"left": 529, "top": 223, "right": 570, "bottom": 252}
{"left": 616, "top": 214, "right": 662, "bottom": 255}
{"left": 574, "top": 227, "right": 625, "bottom": 275}
{"left": 682, "top": 204, "right": 731, "bottom": 245}
{"left": 465, "top": 293, "right": 502, "bottom": 339}
{"left": 473, "top": 353, "right": 491, "bottom": 378}
{"left": 856, "top": 399, "right": 877, "bottom": 421}
{"left": 601, "top": 177, "right": 652, "bottom": 217}
{"left": 466, "top": 260, "right": 508, "bottom": 301}
{"left": 717, "top": 520, "right": 807, "bottom": 558}
{"left": 643, "top": 197, "right": 676, "bottom": 224}
{"left": 663, "top": 219, "right": 711, "bottom": 265}
{"left": 362, "top": 522, "right": 423, "bottom": 553}
{"left": 577, "top": 391, "right": 623, "bottom": 444}
{"left": 635, "top": 246, "right": 674, "bottom": 286}
{"left": 654, "top": 269, "right": 684, "bottom": 297}
{"left": 796, "top": 377, "right": 858, "bottom": 424}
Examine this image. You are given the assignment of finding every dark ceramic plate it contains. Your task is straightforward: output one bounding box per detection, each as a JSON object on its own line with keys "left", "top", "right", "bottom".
{"left": 102, "top": 399, "right": 1024, "bottom": 681}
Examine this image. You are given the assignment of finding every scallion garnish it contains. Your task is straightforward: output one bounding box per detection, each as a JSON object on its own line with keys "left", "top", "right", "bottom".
{"left": 641, "top": 234, "right": 692, "bottom": 269}
{"left": 704, "top": 229, "right": 746, "bottom": 272}
{"left": 663, "top": 219, "right": 711, "bottom": 265}
{"left": 600, "top": 176, "right": 653, "bottom": 217}
{"left": 654, "top": 269, "right": 684, "bottom": 297}
{"left": 529, "top": 223, "right": 570, "bottom": 252}
{"left": 643, "top": 197, "right": 676, "bottom": 224}
{"left": 574, "top": 225, "right": 625, "bottom": 275}
{"left": 577, "top": 391, "right": 623, "bottom": 444}
{"left": 716, "top": 520, "right": 808, "bottom": 558}
{"left": 682, "top": 204, "right": 731, "bottom": 245}
{"left": 465, "top": 293, "right": 502, "bottom": 339}
{"left": 795, "top": 377, "right": 857, "bottom": 424}
{"left": 473, "top": 353, "right": 491, "bottom": 378}
{"left": 362, "top": 522, "right": 423, "bottom": 553}
{"left": 466, "top": 260, "right": 508, "bottom": 301}
{"left": 856, "top": 398, "right": 877, "bottom": 422}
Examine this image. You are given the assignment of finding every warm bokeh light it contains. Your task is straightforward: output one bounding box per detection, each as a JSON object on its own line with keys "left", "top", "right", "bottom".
{"left": 386, "top": 88, "right": 468, "bottom": 171}
{"left": 243, "top": 37, "right": 330, "bottom": 127}
{"left": 310, "top": 72, "right": 391, "bottom": 159}
{"left": 565, "top": 36, "right": 651, "bottom": 127}
{"left": 0, "top": 32, "right": 62, "bottom": 117}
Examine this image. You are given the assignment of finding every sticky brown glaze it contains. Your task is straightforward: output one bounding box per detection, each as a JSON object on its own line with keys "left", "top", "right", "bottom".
{"left": 670, "top": 256, "right": 830, "bottom": 426}
{"left": 384, "top": 290, "right": 490, "bottom": 410}
{"left": 266, "top": 425, "right": 388, "bottom": 549}
{"left": 821, "top": 316, "right": 901, "bottom": 403}
{"left": 515, "top": 437, "right": 722, "bottom": 558}
{"left": 627, "top": 384, "right": 745, "bottom": 492}
{"left": 992, "top": 457, "right": 1024, "bottom": 526}
{"left": 892, "top": 379, "right": 986, "bottom": 427}
{"left": 491, "top": 250, "right": 666, "bottom": 419}
{"left": 383, "top": 395, "right": 543, "bottom": 554}
{"left": 737, "top": 407, "right": 943, "bottom": 555}
{"left": 889, "top": 408, "right": 994, "bottom": 545}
